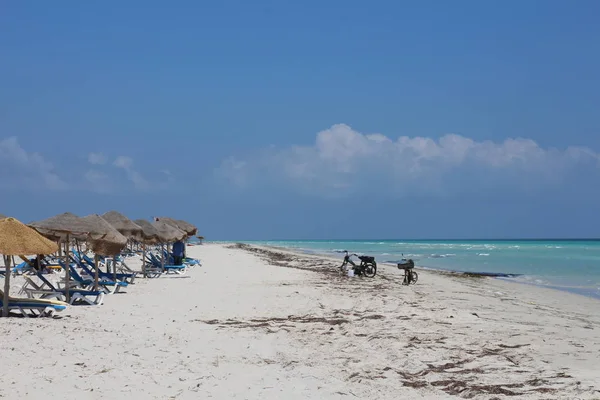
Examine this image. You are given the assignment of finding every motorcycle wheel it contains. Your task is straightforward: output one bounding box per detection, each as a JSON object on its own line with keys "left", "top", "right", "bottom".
{"left": 411, "top": 271, "right": 418, "bottom": 284}
{"left": 363, "top": 263, "right": 377, "bottom": 278}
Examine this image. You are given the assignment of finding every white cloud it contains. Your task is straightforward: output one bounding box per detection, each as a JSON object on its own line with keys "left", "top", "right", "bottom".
{"left": 113, "top": 155, "right": 133, "bottom": 169}
{"left": 88, "top": 152, "right": 106, "bottom": 165}
{"left": 218, "top": 124, "right": 600, "bottom": 196}
{"left": 113, "top": 156, "right": 149, "bottom": 190}
{"left": 0, "top": 136, "right": 68, "bottom": 190}
{"left": 0, "top": 137, "right": 171, "bottom": 194}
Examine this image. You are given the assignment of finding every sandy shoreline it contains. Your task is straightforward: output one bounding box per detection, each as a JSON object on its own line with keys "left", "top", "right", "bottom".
{"left": 1, "top": 243, "right": 599, "bottom": 399}
{"left": 251, "top": 243, "right": 600, "bottom": 300}
{"left": 261, "top": 242, "right": 600, "bottom": 298}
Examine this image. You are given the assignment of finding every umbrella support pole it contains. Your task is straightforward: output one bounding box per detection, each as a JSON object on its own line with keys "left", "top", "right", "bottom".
{"left": 2, "top": 255, "right": 11, "bottom": 317}
{"left": 64, "top": 235, "right": 70, "bottom": 303}
{"left": 113, "top": 254, "right": 117, "bottom": 282}
{"left": 142, "top": 243, "right": 146, "bottom": 278}
{"left": 161, "top": 243, "right": 165, "bottom": 273}
{"left": 94, "top": 254, "right": 100, "bottom": 291}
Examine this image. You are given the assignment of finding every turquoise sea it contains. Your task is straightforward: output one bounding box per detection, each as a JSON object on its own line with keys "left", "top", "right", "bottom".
{"left": 239, "top": 239, "right": 600, "bottom": 299}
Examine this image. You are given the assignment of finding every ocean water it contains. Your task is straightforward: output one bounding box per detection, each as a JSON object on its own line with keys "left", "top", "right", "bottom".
{"left": 242, "top": 239, "right": 600, "bottom": 299}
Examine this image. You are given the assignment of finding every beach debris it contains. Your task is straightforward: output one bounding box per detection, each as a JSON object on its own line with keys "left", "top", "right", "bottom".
{"left": 221, "top": 244, "right": 591, "bottom": 398}
{"left": 497, "top": 343, "right": 530, "bottom": 349}
{"left": 198, "top": 314, "right": 351, "bottom": 330}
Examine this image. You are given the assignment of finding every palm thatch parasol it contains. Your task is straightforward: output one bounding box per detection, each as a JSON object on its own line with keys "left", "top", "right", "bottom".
{"left": 133, "top": 219, "right": 161, "bottom": 244}
{"left": 81, "top": 215, "right": 128, "bottom": 256}
{"left": 28, "top": 212, "right": 94, "bottom": 302}
{"left": 155, "top": 217, "right": 198, "bottom": 237}
{"left": 81, "top": 214, "right": 128, "bottom": 286}
{"left": 1, "top": 217, "right": 59, "bottom": 317}
{"left": 152, "top": 220, "right": 187, "bottom": 271}
{"left": 0, "top": 214, "right": 7, "bottom": 220}
{"left": 152, "top": 220, "right": 187, "bottom": 242}
{"left": 133, "top": 219, "right": 163, "bottom": 277}
{"left": 175, "top": 219, "right": 198, "bottom": 236}
{"left": 29, "top": 212, "right": 91, "bottom": 241}
{"left": 101, "top": 211, "right": 143, "bottom": 241}
{"left": 0, "top": 218, "right": 59, "bottom": 256}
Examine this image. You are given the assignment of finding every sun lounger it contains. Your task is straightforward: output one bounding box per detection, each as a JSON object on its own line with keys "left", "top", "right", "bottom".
{"left": 14, "top": 256, "right": 62, "bottom": 275}
{"left": 59, "top": 262, "right": 128, "bottom": 294}
{"left": 161, "top": 250, "right": 201, "bottom": 266}
{"left": 87, "top": 252, "right": 139, "bottom": 274}
{"left": 0, "top": 289, "right": 68, "bottom": 317}
{"left": 11, "top": 261, "right": 33, "bottom": 275}
{"left": 146, "top": 253, "right": 187, "bottom": 275}
{"left": 70, "top": 265, "right": 128, "bottom": 294}
{"left": 110, "top": 254, "right": 139, "bottom": 274}
{"left": 151, "top": 252, "right": 187, "bottom": 272}
{"left": 75, "top": 254, "right": 136, "bottom": 283}
{"left": 19, "top": 275, "right": 105, "bottom": 306}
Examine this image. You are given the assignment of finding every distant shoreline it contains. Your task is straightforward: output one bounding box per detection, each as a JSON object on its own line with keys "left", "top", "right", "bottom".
{"left": 214, "top": 238, "right": 600, "bottom": 242}
{"left": 238, "top": 241, "right": 600, "bottom": 301}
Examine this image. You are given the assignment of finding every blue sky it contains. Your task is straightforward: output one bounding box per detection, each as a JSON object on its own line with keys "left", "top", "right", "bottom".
{"left": 2, "top": 1, "right": 600, "bottom": 240}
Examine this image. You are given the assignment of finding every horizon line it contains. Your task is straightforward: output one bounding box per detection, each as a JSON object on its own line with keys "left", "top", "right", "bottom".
{"left": 213, "top": 238, "right": 600, "bottom": 242}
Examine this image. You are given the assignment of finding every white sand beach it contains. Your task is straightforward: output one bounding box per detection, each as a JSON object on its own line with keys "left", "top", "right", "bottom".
{"left": 1, "top": 243, "right": 599, "bottom": 399}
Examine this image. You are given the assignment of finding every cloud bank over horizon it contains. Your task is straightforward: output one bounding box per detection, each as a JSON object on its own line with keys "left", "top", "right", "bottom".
{"left": 0, "top": 137, "right": 68, "bottom": 191}
{"left": 0, "top": 136, "right": 171, "bottom": 194}
{"left": 219, "top": 124, "right": 600, "bottom": 197}
{"left": 3, "top": 124, "right": 599, "bottom": 201}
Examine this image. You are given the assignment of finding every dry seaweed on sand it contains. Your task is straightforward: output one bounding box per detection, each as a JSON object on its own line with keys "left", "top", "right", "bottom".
{"left": 222, "top": 243, "right": 593, "bottom": 398}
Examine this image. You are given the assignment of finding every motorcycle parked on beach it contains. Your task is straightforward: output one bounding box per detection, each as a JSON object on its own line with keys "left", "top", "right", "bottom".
{"left": 340, "top": 250, "right": 377, "bottom": 278}
{"left": 397, "top": 255, "right": 418, "bottom": 285}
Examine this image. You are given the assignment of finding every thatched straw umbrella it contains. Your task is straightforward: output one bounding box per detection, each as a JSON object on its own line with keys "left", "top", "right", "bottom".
{"left": 155, "top": 217, "right": 198, "bottom": 237}
{"left": 1, "top": 217, "right": 59, "bottom": 317}
{"left": 155, "top": 217, "right": 197, "bottom": 262}
{"left": 154, "top": 217, "right": 181, "bottom": 231}
{"left": 101, "top": 211, "right": 143, "bottom": 242}
{"left": 153, "top": 220, "right": 186, "bottom": 242}
{"left": 81, "top": 214, "right": 128, "bottom": 287}
{"left": 101, "top": 211, "right": 144, "bottom": 271}
{"left": 29, "top": 212, "right": 91, "bottom": 241}
{"left": 134, "top": 219, "right": 161, "bottom": 244}
{"left": 175, "top": 219, "right": 198, "bottom": 236}
{"left": 29, "top": 213, "right": 92, "bottom": 302}
{"left": 152, "top": 220, "right": 187, "bottom": 270}
{"left": 102, "top": 211, "right": 145, "bottom": 276}
{"left": 133, "top": 219, "right": 162, "bottom": 277}
{"left": 0, "top": 214, "right": 7, "bottom": 220}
